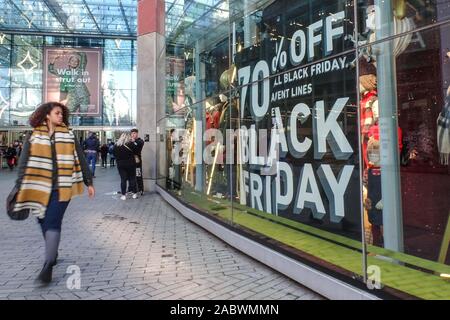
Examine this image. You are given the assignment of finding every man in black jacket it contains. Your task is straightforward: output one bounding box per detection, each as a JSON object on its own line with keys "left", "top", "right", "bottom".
{"left": 131, "top": 128, "right": 145, "bottom": 195}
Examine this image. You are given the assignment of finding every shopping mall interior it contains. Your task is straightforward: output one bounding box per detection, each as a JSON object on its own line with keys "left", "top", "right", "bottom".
{"left": 0, "top": 0, "right": 449, "bottom": 301}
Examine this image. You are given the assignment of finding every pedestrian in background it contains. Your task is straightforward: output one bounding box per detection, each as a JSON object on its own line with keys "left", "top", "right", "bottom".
{"left": 5, "top": 143, "right": 17, "bottom": 170}
{"left": 100, "top": 143, "right": 109, "bottom": 168}
{"left": 14, "top": 102, "right": 95, "bottom": 284}
{"left": 113, "top": 133, "right": 138, "bottom": 200}
{"left": 17, "top": 141, "right": 23, "bottom": 159}
{"left": 108, "top": 141, "right": 115, "bottom": 167}
{"left": 83, "top": 132, "right": 99, "bottom": 177}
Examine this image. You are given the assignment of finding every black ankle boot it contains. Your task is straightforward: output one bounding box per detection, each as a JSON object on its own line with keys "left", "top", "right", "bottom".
{"left": 36, "top": 262, "right": 53, "bottom": 284}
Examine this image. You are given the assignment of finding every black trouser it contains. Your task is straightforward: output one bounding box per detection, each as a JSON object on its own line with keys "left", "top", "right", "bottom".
{"left": 135, "top": 162, "right": 144, "bottom": 193}
{"left": 118, "top": 165, "right": 137, "bottom": 195}
{"left": 110, "top": 157, "right": 115, "bottom": 166}
{"left": 101, "top": 156, "right": 108, "bottom": 168}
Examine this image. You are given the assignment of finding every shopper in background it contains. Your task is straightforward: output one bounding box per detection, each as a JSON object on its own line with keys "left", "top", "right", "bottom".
{"left": 83, "top": 132, "right": 100, "bottom": 177}
{"left": 108, "top": 141, "right": 115, "bottom": 167}
{"left": 5, "top": 143, "right": 17, "bottom": 170}
{"left": 113, "top": 133, "right": 138, "bottom": 200}
{"left": 100, "top": 143, "right": 109, "bottom": 168}
{"left": 16, "top": 141, "right": 23, "bottom": 159}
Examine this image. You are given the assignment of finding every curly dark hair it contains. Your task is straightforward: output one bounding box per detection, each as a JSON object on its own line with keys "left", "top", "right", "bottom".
{"left": 29, "top": 102, "right": 70, "bottom": 128}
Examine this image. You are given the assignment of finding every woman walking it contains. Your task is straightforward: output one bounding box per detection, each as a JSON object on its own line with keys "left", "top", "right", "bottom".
{"left": 14, "top": 102, "right": 95, "bottom": 284}
{"left": 113, "top": 133, "right": 138, "bottom": 200}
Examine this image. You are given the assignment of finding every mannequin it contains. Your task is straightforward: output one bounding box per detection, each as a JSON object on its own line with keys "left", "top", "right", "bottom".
{"left": 359, "top": 58, "right": 379, "bottom": 169}
{"left": 210, "top": 68, "right": 238, "bottom": 198}
{"left": 365, "top": 137, "right": 384, "bottom": 246}
{"left": 205, "top": 100, "right": 214, "bottom": 131}
{"left": 213, "top": 94, "right": 227, "bottom": 129}
{"left": 364, "top": 123, "right": 403, "bottom": 247}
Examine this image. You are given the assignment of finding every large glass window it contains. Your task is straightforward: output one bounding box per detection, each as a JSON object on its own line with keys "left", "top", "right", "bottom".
{"left": 0, "top": 34, "right": 137, "bottom": 128}
{"left": 161, "top": 0, "right": 450, "bottom": 299}
{"left": 358, "top": 20, "right": 450, "bottom": 300}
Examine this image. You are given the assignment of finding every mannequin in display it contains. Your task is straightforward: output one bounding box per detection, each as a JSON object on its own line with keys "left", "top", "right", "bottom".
{"left": 364, "top": 124, "right": 404, "bottom": 247}
{"left": 437, "top": 86, "right": 450, "bottom": 166}
{"left": 206, "top": 100, "right": 214, "bottom": 131}
{"left": 214, "top": 94, "right": 227, "bottom": 129}
{"left": 166, "top": 129, "right": 175, "bottom": 189}
{"left": 364, "top": 137, "right": 384, "bottom": 247}
{"left": 205, "top": 100, "right": 217, "bottom": 147}
{"left": 359, "top": 58, "right": 379, "bottom": 170}
{"left": 206, "top": 95, "right": 228, "bottom": 197}
{"left": 205, "top": 96, "right": 224, "bottom": 133}
{"left": 213, "top": 94, "right": 229, "bottom": 129}
{"left": 205, "top": 68, "right": 238, "bottom": 198}
{"left": 219, "top": 73, "right": 240, "bottom": 200}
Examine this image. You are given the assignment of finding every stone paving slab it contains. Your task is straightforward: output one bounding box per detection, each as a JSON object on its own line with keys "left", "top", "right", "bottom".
{"left": 0, "top": 168, "right": 323, "bottom": 300}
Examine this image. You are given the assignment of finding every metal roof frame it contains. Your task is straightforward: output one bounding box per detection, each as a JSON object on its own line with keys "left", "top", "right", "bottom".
{"left": 0, "top": 0, "right": 137, "bottom": 38}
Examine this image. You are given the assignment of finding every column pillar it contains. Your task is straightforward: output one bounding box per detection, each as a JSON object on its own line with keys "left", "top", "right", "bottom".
{"left": 375, "top": 0, "right": 404, "bottom": 252}
{"left": 137, "top": 0, "right": 166, "bottom": 193}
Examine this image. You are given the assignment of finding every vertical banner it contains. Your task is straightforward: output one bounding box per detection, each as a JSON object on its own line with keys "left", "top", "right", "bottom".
{"left": 43, "top": 48, "right": 102, "bottom": 116}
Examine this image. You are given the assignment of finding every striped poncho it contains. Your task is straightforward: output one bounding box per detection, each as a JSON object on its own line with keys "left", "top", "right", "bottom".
{"left": 13, "top": 124, "right": 84, "bottom": 218}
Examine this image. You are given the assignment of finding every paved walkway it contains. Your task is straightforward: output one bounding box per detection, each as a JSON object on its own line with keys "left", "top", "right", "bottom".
{"left": 0, "top": 166, "right": 322, "bottom": 300}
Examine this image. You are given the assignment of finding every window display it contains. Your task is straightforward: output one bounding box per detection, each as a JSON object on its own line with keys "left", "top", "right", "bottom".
{"left": 161, "top": 0, "right": 450, "bottom": 299}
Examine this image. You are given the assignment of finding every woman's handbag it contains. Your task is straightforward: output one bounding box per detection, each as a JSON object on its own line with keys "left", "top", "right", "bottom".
{"left": 6, "top": 185, "right": 30, "bottom": 221}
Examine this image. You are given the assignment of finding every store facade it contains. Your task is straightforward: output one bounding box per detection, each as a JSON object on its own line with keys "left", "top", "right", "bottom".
{"left": 157, "top": 0, "right": 450, "bottom": 299}
{"left": 0, "top": 34, "right": 137, "bottom": 149}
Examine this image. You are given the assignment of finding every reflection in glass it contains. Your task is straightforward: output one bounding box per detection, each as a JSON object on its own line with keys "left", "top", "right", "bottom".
{"left": 0, "top": 88, "right": 10, "bottom": 126}
{"left": 358, "top": 18, "right": 450, "bottom": 298}
{"left": 0, "top": 35, "right": 136, "bottom": 128}
{"left": 10, "top": 88, "right": 41, "bottom": 126}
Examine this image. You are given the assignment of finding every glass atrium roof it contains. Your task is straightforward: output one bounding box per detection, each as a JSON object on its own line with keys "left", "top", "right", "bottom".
{"left": 0, "top": 0, "right": 137, "bottom": 38}
{"left": 165, "top": 0, "right": 229, "bottom": 45}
